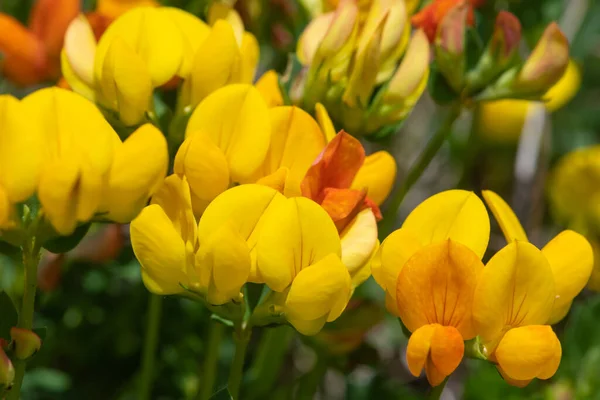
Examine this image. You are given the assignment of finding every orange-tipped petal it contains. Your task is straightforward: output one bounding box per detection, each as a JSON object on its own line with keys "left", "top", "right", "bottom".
{"left": 320, "top": 187, "right": 366, "bottom": 231}
{"left": 301, "top": 131, "right": 365, "bottom": 202}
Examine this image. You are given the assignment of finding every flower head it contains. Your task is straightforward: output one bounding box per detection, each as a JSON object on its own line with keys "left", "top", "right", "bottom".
{"left": 372, "top": 190, "right": 490, "bottom": 385}
{"left": 411, "top": 0, "right": 483, "bottom": 42}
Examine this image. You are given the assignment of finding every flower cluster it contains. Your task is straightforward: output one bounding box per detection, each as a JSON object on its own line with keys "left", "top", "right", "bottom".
{"left": 373, "top": 189, "right": 593, "bottom": 386}
{"left": 294, "top": 0, "right": 430, "bottom": 137}
{"left": 0, "top": 87, "right": 167, "bottom": 241}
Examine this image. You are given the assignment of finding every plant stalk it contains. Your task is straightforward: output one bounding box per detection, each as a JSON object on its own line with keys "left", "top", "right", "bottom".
{"left": 138, "top": 294, "right": 163, "bottom": 400}
{"left": 197, "top": 320, "right": 225, "bottom": 400}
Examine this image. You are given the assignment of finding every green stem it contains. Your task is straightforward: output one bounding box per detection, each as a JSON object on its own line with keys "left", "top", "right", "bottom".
{"left": 296, "top": 357, "right": 328, "bottom": 400}
{"left": 428, "top": 377, "right": 449, "bottom": 400}
{"left": 228, "top": 324, "right": 251, "bottom": 400}
{"left": 380, "top": 104, "right": 462, "bottom": 238}
{"left": 246, "top": 326, "right": 294, "bottom": 400}
{"left": 197, "top": 320, "right": 225, "bottom": 400}
{"left": 7, "top": 239, "right": 42, "bottom": 400}
{"left": 138, "top": 294, "right": 163, "bottom": 400}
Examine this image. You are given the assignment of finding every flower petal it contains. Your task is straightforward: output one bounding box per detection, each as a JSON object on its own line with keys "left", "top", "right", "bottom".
{"left": 285, "top": 253, "right": 352, "bottom": 334}
{"left": 174, "top": 133, "right": 230, "bottom": 216}
{"left": 542, "top": 230, "right": 593, "bottom": 323}
{"left": 402, "top": 190, "right": 490, "bottom": 258}
{"left": 340, "top": 209, "right": 378, "bottom": 284}
{"left": 258, "top": 106, "right": 326, "bottom": 197}
{"left": 371, "top": 227, "right": 422, "bottom": 304}
{"left": 351, "top": 151, "right": 397, "bottom": 206}
{"left": 186, "top": 84, "right": 271, "bottom": 183}
{"left": 397, "top": 239, "right": 483, "bottom": 338}
{"left": 102, "top": 124, "right": 168, "bottom": 222}
{"left": 256, "top": 197, "right": 342, "bottom": 291}
{"left": 240, "top": 32, "right": 259, "bottom": 82}
{"left": 29, "top": 0, "right": 79, "bottom": 61}
{"left": 196, "top": 223, "right": 251, "bottom": 305}
{"left": 256, "top": 70, "right": 284, "bottom": 108}
{"left": 130, "top": 204, "right": 189, "bottom": 295}
{"left": 63, "top": 14, "right": 97, "bottom": 87}
{"left": 473, "top": 241, "right": 555, "bottom": 346}
{"left": 0, "top": 96, "right": 42, "bottom": 202}
{"left": 406, "top": 323, "right": 436, "bottom": 377}
{"left": 430, "top": 325, "right": 464, "bottom": 376}
{"left": 315, "top": 103, "right": 337, "bottom": 142}
{"left": 481, "top": 190, "right": 528, "bottom": 243}
{"left": 495, "top": 325, "right": 561, "bottom": 381}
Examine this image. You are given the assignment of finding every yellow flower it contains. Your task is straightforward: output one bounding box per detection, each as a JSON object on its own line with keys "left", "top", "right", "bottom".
{"left": 0, "top": 96, "right": 43, "bottom": 228}
{"left": 372, "top": 190, "right": 489, "bottom": 385}
{"left": 473, "top": 240, "right": 562, "bottom": 387}
{"left": 478, "top": 59, "right": 581, "bottom": 143}
{"left": 482, "top": 190, "right": 593, "bottom": 324}
{"left": 255, "top": 70, "right": 284, "bottom": 108}
{"left": 21, "top": 87, "right": 167, "bottom": 235}
{"left": 296, "top": 0, "right": 429, "bottom": 136}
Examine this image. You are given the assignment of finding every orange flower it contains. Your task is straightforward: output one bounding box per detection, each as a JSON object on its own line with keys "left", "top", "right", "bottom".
{"left": 411, "top": 0, "right": 484, "bottom": 41}
{"left": 301, "top": 131, "right": 382, "bottom": 231}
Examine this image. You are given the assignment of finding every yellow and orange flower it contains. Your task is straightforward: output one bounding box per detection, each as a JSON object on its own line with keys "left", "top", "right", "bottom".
{"left": 412, "top": 0, "right": 484, "bottom": 42}
{"left": 372, "top": 190, "right": 490, "bottom": 385}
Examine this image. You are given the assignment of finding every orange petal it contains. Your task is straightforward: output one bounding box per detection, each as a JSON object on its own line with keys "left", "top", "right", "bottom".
{"left": 0, "top": 14, "right": 48, "bottom": 86}
{"left": 396, "top": 239, "right": 483, "bottom": 338}
{"left": 301, "top": 131, "right": 365, "bottom": 202}
{"left": 29, "top": 0, "right": 80, "bottom": 62}
{"left": 320, "top": 187, "right": 366, "bottom": 231}
{"left": 430, "top": 325, "right": 464, "bottom": 376}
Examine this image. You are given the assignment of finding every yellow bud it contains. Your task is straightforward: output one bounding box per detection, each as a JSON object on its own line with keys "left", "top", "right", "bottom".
{"left": 318, "top": 1, "right": 359, "bottom": 60}
{"left": 10, "top": 328, "right": 42, "bottom": 360}
{"left": 0, "top": 347, "right": 14, "bottom": 388}
{"left": 517, "top": 22, "right": 569, "bottom": 94}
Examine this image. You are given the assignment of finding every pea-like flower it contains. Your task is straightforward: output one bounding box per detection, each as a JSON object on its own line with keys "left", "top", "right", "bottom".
{"left": 1, "top": 87, "right": 167, "bottom": 238}
{"left": 295, "top": 0, "right": 430, "bottom": 136}
{"left": 62, "top": 6, "right": 258, "bottom": 126}
{"left": 482, "top": 190, "right": 593, "bottom": 324}
{"left": 372, "top": 190, "right": 490, "bottom": 385}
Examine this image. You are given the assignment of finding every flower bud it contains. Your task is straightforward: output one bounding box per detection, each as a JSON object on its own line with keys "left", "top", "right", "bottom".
{"left": 466, "top": 11, "right": 522, "bottom": 92}
{"left": 516, "top": 22, "right": 569, "bottom": 94}
{"left": 318, "top": 2, "right": 359, "bottom": 61}
{"left": 434, "top": 2, "right": 469, "bottom": 92}
{"left": 0, "top": 347, "right": 14, "bottom": 389}
{"left": 10, "top": 328, "right": 42, "bottom": 360}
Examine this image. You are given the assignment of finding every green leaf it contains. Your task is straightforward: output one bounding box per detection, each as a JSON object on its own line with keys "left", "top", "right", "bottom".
{"left": 0, "top": 291, "right": 18, "bottom": 340}
{"left": 42, "top": 223, "right": 91, "bottom": 254}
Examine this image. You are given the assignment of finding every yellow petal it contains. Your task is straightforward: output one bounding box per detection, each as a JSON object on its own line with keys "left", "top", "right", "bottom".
{"left": 406, "top": 323, "right": 436, "bottom": 377}
{"left": 473, "top": 241, "right": 555, "bottom": 346}
{"left": 256, "top": 197, "right": 342, "bottom": 292}
{"left": 174, "top": 133, "right": 230, "bottom": 216}
{"left": 297, "top": 12, "right": 335, "bottom": 65}
{"left": 186, "top": 84, "right": 271, "bottom": 183}
{"left": 0, "top": 95, "right": 42, "bottom": 202}
{"left": 150, "top": 174, "right": 197, "bottom": 246}
{"left": 285, "top": 253, "right": 352, "bottom": 335}
{"left": 340, "top": 209, "right": 377, "bottom": 283}
{"left": 207, "top": 3, "right": 244, "bottom": 44}
{"left": 544, "top": 59, "right": 581, "bottom": 112}
{"left": 161, "top": 7, "right": 210, "bottom": 77}
{"left": 0, "top": 185, "right": 12, "bottom": 229}
{"left": 187, "top": 20, "right": 243, "bottom": 107}
{"left": 495, "top": 325, "right": 561, "bottom": 381}
{"left": 403, "top": 190, "right": 490, "bottom": 258}
{"left": 541, "top": 230, "right": 593, "bottom": 322}
{"left": 95, "top": 6, "right": 184, "bottom": 86}
{"left": 130, "top": 204, "right": 189, "bottom": 295}
{"left": 255, "top": 70, "right": 284, "bottom": 108}
{"left": 240, "top": 32, "right": 259, "bottom": 83}
{"left": 60, "top": 50, "right": 96, "bottom": 101}
{"left": 196, "top": 223, "right": 251, "bottom": 305}
{"left": 102, "top": 124, "right": 168, "bottom": 222}
{"left": 371, "top": 227, "right": 422, "bottom": 302}
{"left": 96, "top": 0, "right": 159, "bottom": 19}
{"left": 100, "top": 36, "right": 153, "bottom": 126}
{"left": 63, "top": 14, "right": 96, "bottom": 87}
{"left": 258, "top": 106, "right": 325, "bottom": 197}
{"left": 351, "top": 151, "right": 396, "bottom": 206}
{"left": 397, "top": 240, "right": 483, "bottom": 338}
{"left": 315, "top": 103, "right": 336, "bottom": 142}
{"left": 481, "top": 190, "right": 528, "bottom": 243}
{"left": 255, "top": 167, "right": 289, "bottom": 194}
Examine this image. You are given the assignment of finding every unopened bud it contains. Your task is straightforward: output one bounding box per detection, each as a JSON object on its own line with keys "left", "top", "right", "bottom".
{"left": 318, "top": 2, "right": 359, "bottom": 60}
{"left": 10, "top": 328, "right": 42, "bottom": 360}
{"left": 0, "top": 347, "right": 14, "bottom": 388}
{"left": 466, "top": 11, "right": 522, "bottom": 92}
{"left": 434, "top": 2, "right": 469, "bottom": 92}
{"left": 516, "top": 22, "right": 569, "bottom": 94}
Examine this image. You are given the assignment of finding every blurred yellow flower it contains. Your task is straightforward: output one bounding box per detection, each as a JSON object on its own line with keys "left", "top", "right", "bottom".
{"left": 482, "top": 190, "right": 593, "bottom": 324}
{"left": 372, "top": 190, "right": 490, "bottom": 385}
{"left": 477, "top": 59, "right": 580, "bottom": 143}
{"left": 19, "top": 87, "right": 167, "bottom": 235}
